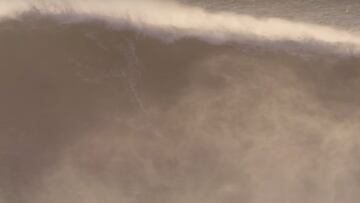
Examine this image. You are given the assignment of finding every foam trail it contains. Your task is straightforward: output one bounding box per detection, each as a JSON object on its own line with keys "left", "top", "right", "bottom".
{"left": 1, "top": 0, "right": 360, "bottom": 50}
{"left": 86, "top": 1, "right": 360, "bottom": 44}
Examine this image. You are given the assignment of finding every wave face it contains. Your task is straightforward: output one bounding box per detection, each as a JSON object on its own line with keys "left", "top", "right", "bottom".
{"left": 1, "top": 1, "right": 360, "bottom": 203}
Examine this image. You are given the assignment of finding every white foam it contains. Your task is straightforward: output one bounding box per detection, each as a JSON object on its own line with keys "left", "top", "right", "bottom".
{"left": 0, "top": 0, "right": 29, "bottom": 17}
{"left": 2, "top": 0, "right": 360, "bottom": 51}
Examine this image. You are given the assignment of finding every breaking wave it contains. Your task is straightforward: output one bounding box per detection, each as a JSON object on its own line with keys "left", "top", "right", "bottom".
{"left": 2, "top": 0, "right": 360, "bottom": 51}
{"left": 1, "top": 1, "right": 360, "bottom": 203}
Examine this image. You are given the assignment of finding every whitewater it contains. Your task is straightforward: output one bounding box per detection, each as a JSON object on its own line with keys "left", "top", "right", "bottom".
{"left": 1, "top": 0, "right": 360, "bottom": 51}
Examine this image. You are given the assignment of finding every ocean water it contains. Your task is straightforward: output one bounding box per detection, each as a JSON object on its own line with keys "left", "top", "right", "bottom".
{"left": 1, "top": 1, "right": 360, "bottom": 203}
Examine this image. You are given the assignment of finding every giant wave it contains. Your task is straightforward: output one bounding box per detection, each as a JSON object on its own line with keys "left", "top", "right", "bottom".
{"left": 1, "top": 1, "right": 360, "bottom": 203}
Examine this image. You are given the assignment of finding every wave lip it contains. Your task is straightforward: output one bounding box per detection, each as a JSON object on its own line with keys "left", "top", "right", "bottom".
{"left": 1, "top": 0, "right": 360, "bottom": 53}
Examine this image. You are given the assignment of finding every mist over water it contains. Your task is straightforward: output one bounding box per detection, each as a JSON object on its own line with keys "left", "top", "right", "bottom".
{"left": 1, "top": 1, "right": 360, "bottom": 203}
